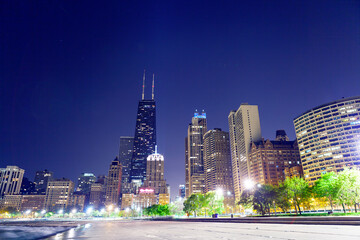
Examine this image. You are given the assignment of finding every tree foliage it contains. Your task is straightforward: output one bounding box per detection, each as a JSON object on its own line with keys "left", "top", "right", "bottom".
{"left": 313, "top": 172, "right": 339, "bottom": 210}
{"left": 183, "top": 191, "right": 225, "bottom": 217}
{"left": 144, "top": 204, "right": 170, "bottom": 216}
{"left": 280, "top": 176, "right": 310, "bottom": 215}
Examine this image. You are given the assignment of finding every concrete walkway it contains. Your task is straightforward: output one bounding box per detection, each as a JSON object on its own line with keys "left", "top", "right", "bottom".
{"left": 47, "top": 220, "right": 360, "bottom": 240}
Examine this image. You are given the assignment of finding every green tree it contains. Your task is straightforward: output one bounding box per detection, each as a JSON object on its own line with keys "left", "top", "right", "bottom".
{"left": 238, "top": 189, "right": 254, "bottom": 211}
{"left": 183, "top": 193, "right": 203, "bottom": 217}
{"left": 169, "top": 199, "right": 185, "bottom": 216}
{"left": 205, "top": 191, "right": 224, "bottom": 216}
{"left": 313, "top": 172, "right": 339, "bottom": 211}
{"left": 184, "top": 193, "right": 202, "bottom": 217}
{"left": 275, "top": 185, "right": 291, "bottom": 212}
{"left": 337, "top": 168, "right": 360, "bottom": 213}
{"left": 281, "top": 177, "right": 310, "bottom": 215}
{"left": 252, "top": 185, "right": 277, "bottom": 216}
{"left": 144, "top": 204, "right": 170, "bottom": 216}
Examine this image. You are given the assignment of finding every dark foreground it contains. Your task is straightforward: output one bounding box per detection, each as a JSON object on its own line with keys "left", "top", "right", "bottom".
{"left": 45, "top": 220, "right": 360, "bottom": 240}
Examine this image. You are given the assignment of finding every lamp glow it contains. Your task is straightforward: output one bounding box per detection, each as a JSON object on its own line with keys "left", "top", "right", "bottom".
{"left": 244, "top": 179, "right": 255, "bottom": 190}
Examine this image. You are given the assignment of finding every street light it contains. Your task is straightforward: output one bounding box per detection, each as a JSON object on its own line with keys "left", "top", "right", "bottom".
{"left": 244, "top": 179, "right": 255, "bottom": 190}
{"left": 107, "top": 205, "right": 113, "bottom": 212}
{"left": 71, "top": 209, "right": 77, "bottom": 214}
{"left": 86, "top": 207, "right": 93, "bottom": 215}
{"left": 216, "top": 188, "right": 224, "bottom": 197}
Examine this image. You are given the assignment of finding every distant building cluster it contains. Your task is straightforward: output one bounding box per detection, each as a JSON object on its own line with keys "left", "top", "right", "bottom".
{"left": 185, "top": 96, "right": 360, "bottom": 205}
{"left": 2, "top": 74, "right": 360, "bottom": 214}
{"left": 0, "top": 72, "right": 169, "bottom": 213}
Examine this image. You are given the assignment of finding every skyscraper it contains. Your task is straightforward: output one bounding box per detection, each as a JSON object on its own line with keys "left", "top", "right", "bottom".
{"left": 130, "top": 72, "right": 156, "bottom": 188}
{"left": 89, "top": 182, "right": 105, "bottom": 209}
{"left": 34, "top": 170, "right": 53, "bottom": 195}
{"left": 186, "top": 110, "right": 207, "bottom": 197}
{"left": 185, "top": 137, "right": 190, "bottom": 197}
{"left": 143, "top": 146, "right": 168, "bottom": 195}
{"left": 0, "top": 166, "right": 24, "bottom": 196}
{"left": 294, "top": 96, "right": 360, "bottom": 185}
{"left": 228, "top": 104, "right": 262, "bottom": 201}
{"left": 203, "top": 128, "right": 234, "bottom": 195}
{"left": 119, "top": 136, "right": 134, "bottom": 195}
{"left": 44, "top": 178, "right": 74, "bottom": 212}
{"left": 76, "top": 173, "right": 96, "bottom": 195}
{"left": 105, "top": 157, "right": 122, "bottom": 206}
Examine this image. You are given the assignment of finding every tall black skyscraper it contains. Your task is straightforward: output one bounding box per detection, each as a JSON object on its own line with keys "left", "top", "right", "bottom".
{"left": 129, "top": 72, "right": 156, "bottom": 188}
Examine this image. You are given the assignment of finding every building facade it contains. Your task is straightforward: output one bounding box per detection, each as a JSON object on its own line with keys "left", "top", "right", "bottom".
{"left": 294, "top": 96, "right": 360, "bottom": 185}
{"left": 20, "top": 195, "right": 46, "bottom": 212}
{"left": 185, "top": 137, "right": 189, "bottom": 197}
{"left": 105, "top": 157, "right": 122, "bottom": 206}
{"left": 34, "top": 170, "right": 53, "bottom": 195}
{"left": 0, "top": 195, "right": 22, "bottom": 211}
{"left": 203, "top": 128, "right": 234, "bottom": 196}
{"left": 44, "top": 179, "right": 74, "bottom": 212}
{"left": 248, "top": 131, "right": 302, "bottom": 185}
{"left": 76, "top": 173, "right": 96, "bottom": 195}
{"left": 0, "top": 166, "right": 25, "bottom": 196}
{"left": 143, "top": 147, "right": 168, "bottom": 195}
{"left": 228, "top": 104, "right": 262, "bottom": 201}
{"left": 70, "top": 192, "right": 86, "bottom": 212}
{"left": 132, "top": 187, "right": 157, "bottom": 209}
{"left": 119, "top": 136, "right": 134, "bottom": 196}
{"left": 179, "top": 184, "right": 185, "bottom": 199}
{"left": 89, "top": 182, "right": 105, "bottom": 209}
{"left": 186, "top": 110, "right": 207, "bottom": 197}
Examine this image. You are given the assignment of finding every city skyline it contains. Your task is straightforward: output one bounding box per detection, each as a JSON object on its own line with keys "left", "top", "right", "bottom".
{"left": 1, "top": 1, "right": 360, "bottom": 199}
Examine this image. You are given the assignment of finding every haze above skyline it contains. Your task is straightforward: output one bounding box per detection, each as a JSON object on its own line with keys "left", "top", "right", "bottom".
{"left": 1, "top": 1, "right": 359, "bottom": 196}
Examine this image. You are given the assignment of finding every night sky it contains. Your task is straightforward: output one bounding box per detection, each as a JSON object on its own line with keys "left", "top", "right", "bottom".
{"left": 1, "top": 1, "right": 359, "bottom": 198}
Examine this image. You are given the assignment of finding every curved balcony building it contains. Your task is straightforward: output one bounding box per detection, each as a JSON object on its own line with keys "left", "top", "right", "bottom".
{"left": 293, "top": 96, "right": 360, "bottom": 184}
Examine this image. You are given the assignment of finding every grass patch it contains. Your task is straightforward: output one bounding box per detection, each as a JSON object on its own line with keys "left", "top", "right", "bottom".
{"left": 248, "top": 212, "right": 360, "bottom": 217}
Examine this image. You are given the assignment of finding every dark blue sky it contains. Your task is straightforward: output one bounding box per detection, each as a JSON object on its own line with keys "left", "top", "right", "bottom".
{"left": 1, "top": 0, "right": 359, "bottom": 198}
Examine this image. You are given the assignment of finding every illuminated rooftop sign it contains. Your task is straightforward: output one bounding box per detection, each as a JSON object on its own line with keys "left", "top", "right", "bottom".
{"left": 194, "top": 112, "right": 206, "bottom": 118}
{"left": 139, "top": 188, "right": 155, "bottom": 194}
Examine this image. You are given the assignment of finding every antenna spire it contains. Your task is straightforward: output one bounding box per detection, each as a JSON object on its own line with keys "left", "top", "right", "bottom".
{"left": 142, "top": 69, "right": 146, "bottom": 100}
{"left": 152, "top": 74, "right": 155, "bottom": 100}
{"left": 155, "top": 145, "right": 158, "bottom": 154}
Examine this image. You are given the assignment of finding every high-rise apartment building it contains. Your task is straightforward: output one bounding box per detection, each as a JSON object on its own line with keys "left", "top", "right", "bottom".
{"left": 185, "top": 137, "right": 190, "bottom": 197}
{"left": 21, "top": 195, "right": 46, "bottom": 212}
{"left": 105, "top": 157, "right": 122, "bottom": 206}
{"left": 119, "top": 136, "right": 134, "bottom": 196}
{"left": 294, "top": 96, "right": 360, "bottom": 185}
{"left": 248, "top": 130, "right": 302, "bottom": 185}
{"left": 20, "top": 177, "right": 37, "bottom": 195}
{"left": 228, "top": 104, "right": 262, "bottom": 201}
{"left": 44, "top": 178, "right": 74, "bottom": 212}
{"left": 0, "top": 166, "right": 25, "bottom": 196}
{"left": 186, "top": 110, "right": 207, "bottom": 197}
{"left": 89, "top": 182, "right": 105, "bottom": 209}
{"left": 143, "top": 147, "right": 168, "bottom": 195}
{"left": 203, "top": 128, "right": 234, "bottom": 195}
{"left": 76, "top": 173, "right": 96, "bottom": 195}
{"left": 130, "top": 73, "right": 156, "bottom": 188}
{"left": 34, "top": 170, "right": 53, "bottom": 195}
